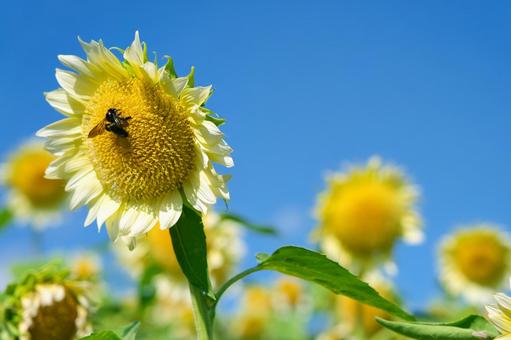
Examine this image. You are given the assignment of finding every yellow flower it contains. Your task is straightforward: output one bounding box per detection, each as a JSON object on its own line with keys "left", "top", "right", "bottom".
{"left": 486, "top": 280, "right": 511, "bottom": 339}
{"left": 314, "top": 157, "right": 422, "bottom": 271}
{"left": 439, "top": 225, "right": 511, "bottom": 304}
{"left": 1, "top": 140, "right": 67, "bottom": 229}
{"left": 70, "top": 254, "right": 101, "bottom": 281}
{"left": 233, "top": 286, "right": 273, "bottom": 340}
{"left": 37, "top": 32, "right": 233, "bottom": 246}
{"left": 115, "top": 210, "right": 245, "bottom": 286}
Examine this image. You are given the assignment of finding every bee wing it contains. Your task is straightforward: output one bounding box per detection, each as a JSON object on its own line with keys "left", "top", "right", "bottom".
{"left": 88, "top": 120, "right": 107, "bottom": 138}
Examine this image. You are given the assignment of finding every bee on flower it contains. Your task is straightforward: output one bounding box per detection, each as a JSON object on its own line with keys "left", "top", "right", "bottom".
{"left": 439, "top": 225, "right": 511, "bottom": 304}
{"left": 0, "top": 265, "right": 92, "bottom": 340}
{"left": 37, "top": 32, "right": 233, "bottom": 247}
{"left": 313, "top": 157, "right": 422, "bottom": 273}
{"left": 0, "top": 140, "right": 67, "bottom": 229}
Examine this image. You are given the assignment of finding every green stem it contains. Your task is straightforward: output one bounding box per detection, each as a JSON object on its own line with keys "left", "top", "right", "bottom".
{"left": 189, "top": 284, "right": 214, "bottom": 340}
{"left": 214, "top": 266, "right": 261, "bottom": 304}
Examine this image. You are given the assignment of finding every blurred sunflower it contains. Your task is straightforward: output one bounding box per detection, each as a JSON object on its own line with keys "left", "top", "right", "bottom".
{"left": 439, "top": 225, "right": 511, "bottom": 304}
{"left": 313, "top": 157, "right": 422, "bottom": 272}
{"left": 486, "top": 280, "right": 511, "bottom": 339}
{"left": 0, "top": 266, "right": 92, "bottom": 340}
{"left": 70, "top": 254, "right": 101, "bottom": 281}
{"left": 37, "top": 32, "right": 232, "bottom": 246}
{"left": 115, "top": 210, "right": 245, "bottom": 286}
{"left": 1, "top": 140, "right": 67, "bottom": 229}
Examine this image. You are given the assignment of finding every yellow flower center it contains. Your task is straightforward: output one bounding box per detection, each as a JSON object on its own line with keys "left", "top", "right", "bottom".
{"left": 453, "top": 234, "right": 507, "bottom": 285}
{"left": 146, "top": 226, "right": 183, "bottom": 278}
{"left": 28, "top": 288, "right": 78, "bottom": 340}
{"left": 83, "top": 78, "right": 196, "bottom": 202}
{"left": 8, "top": 149, "right": 65, "bottom": 207}
{"left": 323, "top": 180, "right": 402, "bottom": 256}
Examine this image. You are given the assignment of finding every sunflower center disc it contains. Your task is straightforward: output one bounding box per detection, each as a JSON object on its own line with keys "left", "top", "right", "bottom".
{"left": 28, "top": 288, "right": 78, "bottom": 340}
{"left": 83, "top": 78, "right": 196, "bottom": 202}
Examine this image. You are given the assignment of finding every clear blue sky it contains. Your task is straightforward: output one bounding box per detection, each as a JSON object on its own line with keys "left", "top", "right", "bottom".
{"left": 1, "top": 1, "right": 510, "bottom": 311}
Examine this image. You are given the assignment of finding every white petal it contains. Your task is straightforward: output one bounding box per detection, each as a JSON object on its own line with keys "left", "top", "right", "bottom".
{"left": 159, "top": 191, "right": 183, "bottom": 229}
{"left": 36, "top": 117, "right": 81, "bottom": 137}
{"left": 44, "top": 89, "right": 85, "bottom": 116}
{"left": 64, "top": 156, "right": 91, "bottom": 174}
{"left": 55, "top": 69, "right": 95, "bottom": 98}
{"left": 58, "top": 55, "right": 97, "bottom": 79}
{"left": 78, "top": 37, "right": 128, "bottom": 80}
{"left": 182, "top": 86, "right": 212, "bottom": 106}
{"left": 96, "top": 195, "right": 121, "bottom": 229}
{"left": 65, "top": 167, "right": 94, "bottom": 191}
{"left": 69, "top": 179, "right": 102, "bottom": 210}
{"left": 124, "top": 31, "right": 144, "bottom": 66}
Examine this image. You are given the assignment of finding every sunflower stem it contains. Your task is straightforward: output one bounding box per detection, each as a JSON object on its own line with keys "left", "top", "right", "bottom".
{"left": 189, "top": 284, "right": 214, "bottom": 340}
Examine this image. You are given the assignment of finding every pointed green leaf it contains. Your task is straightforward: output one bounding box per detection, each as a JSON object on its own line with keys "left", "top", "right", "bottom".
{"left": 257, "top": 246, "right": 414, "bottom": 321}
{"left": 164, "top": 56, "right": 177, "bottom": 78}
{"left": 220, "top": 212, "right": 277, "bottom": 235}
{"left": 377, "top": 315, "right": 499, "bottom": 339}
{"left": 186, "top": 66, "right": 195, "bottom": 87}
{"left": 169, "top": 205, "right": 210, "bottom": 294}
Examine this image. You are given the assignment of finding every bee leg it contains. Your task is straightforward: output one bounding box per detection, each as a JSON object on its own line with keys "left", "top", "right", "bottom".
{"left": 105, "top": 123, "right": 113, "bottom": 132}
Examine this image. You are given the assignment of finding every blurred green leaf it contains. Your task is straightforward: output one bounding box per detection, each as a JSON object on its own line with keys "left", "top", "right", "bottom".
{"left": 119, "top": 321, "right": 140, "bottom": 340}
{"left": 79, "top": 331, "right": 121, "bottom": 340}
{"left": 79, "top": 322, "right": 140, "bottom": 340}
{"left": 0, "top": 208, "right": 13, "bottom": 230}
{"left": 170, "top": 205, "right": 211, "bottom": 295}
{"left": 220, "top": 212, "right": 277, "bottom": 235}
{"left": 377, "top": 315, "right": 499, "bottom": 339}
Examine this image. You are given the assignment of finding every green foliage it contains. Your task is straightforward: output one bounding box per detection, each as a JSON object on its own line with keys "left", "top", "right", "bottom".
{"left": 220, "top": 212, "right": 277, "bottom": 235}
{"left": 0, "top": 208, "right": 12, "bottom": 231}
{"left": 256, "top": 246, "right": 414, "bottom": 321}
{"left": 215, "top": 246, "right": 414, "bottom": 322}
{"left": 79, "top": 322, "right": 140, "bottom": 340}
{"left": 169, "top": 205, "right": 211, "bottom": 296}
{"left": 377, "top": 315, "right": 499, "bottom": 340}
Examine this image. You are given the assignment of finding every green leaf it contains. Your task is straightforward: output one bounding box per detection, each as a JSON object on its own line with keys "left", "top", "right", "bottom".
{"left": 186, "top": 66, "right": 195, "bottom": 87}
{"left": 220, "top": 212, "right": 277, "bottom": 235}
{"left": 120, "top": 321, "right": 140, "bottom": 340}
{"left": 205, "top": 115, "right": 225, "bottom": 126}
{"left": 0, "top": 208, "right": 12, "bottom": 230}
{"left": 257, "top": 246, "right": 414, "bottom": 321}
{"left": 169, "top": 205, "right": 210, "bottom": 295}
{"left": 79, "top": 322, "right": 140, "bottom": 340}
{"left": 377, "top": 315, "right": 499, "bottom": 339}
{"left": 79, "top": 331, "right": 121, "bottom": 340}
{"left": 164, "top": 56, "right": 177, "bottom": 78}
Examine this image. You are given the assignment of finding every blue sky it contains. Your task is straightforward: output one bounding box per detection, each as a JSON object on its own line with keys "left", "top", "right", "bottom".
{"left": 1, "top": 1, "right": 511, "bottom": 311}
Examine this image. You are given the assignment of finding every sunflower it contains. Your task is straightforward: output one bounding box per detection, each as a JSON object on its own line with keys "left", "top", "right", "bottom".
{"left": 37, "top": 32, "right": 233, "bottom": 246}
{"left": 1, "top": 140, "right": 67, "bottom": 229}
{"left": 0, "top": 266, "right": 92, "bottom": 340}
{"left": 313, "top": 157, "right": 422, "bottom": 272}
{"left": 486, "top": 280, "right": 511, "bottom": 339}
{"left": 115, "top": 210, "right": 245, "bottom": 286}
{"left": 439, "top": 225, "right": 511, "bottom": 304}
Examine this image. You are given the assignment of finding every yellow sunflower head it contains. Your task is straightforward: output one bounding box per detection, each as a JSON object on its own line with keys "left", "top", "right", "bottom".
{"left": 314, "top": 156, "right": 422, "bottom": 271}
{"left": 1, "top": 140, "right": 67, "bottom": 229}
{"left": 1, "top": 266, "right": 92, "bottom": 340}
{"left": 37, "top": 32, "right": 233, "bottom": 246}
{"left": 115, "top": 210, "right": 244, "bottom": 286}
{"left": 439, "top": 225, "right": 511, "bottom": 304}
{"left": 486, "top": 281, "right": 511, "bottom": 338}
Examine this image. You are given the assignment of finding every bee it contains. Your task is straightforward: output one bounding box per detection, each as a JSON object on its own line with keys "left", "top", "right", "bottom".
{"left": 88, "top": 108, "right": 132, "bottom": 138}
